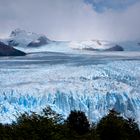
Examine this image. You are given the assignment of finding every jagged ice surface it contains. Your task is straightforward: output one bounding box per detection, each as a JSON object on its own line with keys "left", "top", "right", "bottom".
{"left": 0, "top": 58, "right": 140, "bottom": 124}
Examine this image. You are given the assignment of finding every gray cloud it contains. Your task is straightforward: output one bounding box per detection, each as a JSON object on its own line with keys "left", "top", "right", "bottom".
{"left": 0, "top": 0, "right": 140, "bottom": 41}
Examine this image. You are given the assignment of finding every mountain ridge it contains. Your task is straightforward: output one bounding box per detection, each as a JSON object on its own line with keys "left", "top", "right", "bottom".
{"left": 0, "top": 42, "right": 26, "bottom": 56}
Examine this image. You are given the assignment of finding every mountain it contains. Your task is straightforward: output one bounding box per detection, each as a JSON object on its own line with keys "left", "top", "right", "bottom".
{"left": 27, "top": 36, "right": 50, "bottom": 47}
{"left": 69, "top": 40, "right": 124, "bottom": 51}
{"left": 0, "top": 42, "right": 26, "bottom": 56}
{"left": 104, "top": 45, "right": 124, "bottom": 51}
{"left": 117, "top": 41, "right": 140, "bottom": 51}
{"left": 1, "top": 29, "right": 124, "bottom": 52}
{"left": 2, "top": 29, "right": 140, "bottom": 53}
{"left": 4, "top": 28, "right": 51, "bottom": 47}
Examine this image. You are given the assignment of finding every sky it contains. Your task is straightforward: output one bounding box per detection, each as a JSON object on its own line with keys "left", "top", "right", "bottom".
{"left": 0, "top": 0, "right": 140, "bottom": 41}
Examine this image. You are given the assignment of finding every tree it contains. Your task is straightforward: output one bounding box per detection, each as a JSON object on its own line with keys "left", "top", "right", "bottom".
{"left": 66, "top": 110, "right": 90, "bottom": 135}
{"left": 14, "top": 107, "right": 65, "bottom": 140}
{"left": 96, "top": 109, "right": 140, "bottom": 140}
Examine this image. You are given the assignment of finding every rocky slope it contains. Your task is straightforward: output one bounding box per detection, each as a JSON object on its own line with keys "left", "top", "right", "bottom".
{"left": 0, "top": 42, "right": 26, "bottom": 56}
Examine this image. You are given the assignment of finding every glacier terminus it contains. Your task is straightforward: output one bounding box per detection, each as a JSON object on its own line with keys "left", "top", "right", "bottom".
{"left": 0, "top": 51, "right": 140, "bottom": 124}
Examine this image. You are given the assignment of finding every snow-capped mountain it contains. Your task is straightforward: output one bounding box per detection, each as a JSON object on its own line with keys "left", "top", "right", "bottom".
{"left": 2, "top": 29, "right": 139, "bottom": 53}
{"left": 69, "top": 40, "right": 123, "bottom": 51}
{"left": 3, "top": 28, "right": 51, "bottom": 48}
{"left": 1, "top": 29, "right": 124, "bottom": 52}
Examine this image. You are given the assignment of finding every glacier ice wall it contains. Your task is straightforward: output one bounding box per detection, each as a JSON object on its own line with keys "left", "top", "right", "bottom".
{"left": 0, "top": 60, "right": 140, "bottom": 124}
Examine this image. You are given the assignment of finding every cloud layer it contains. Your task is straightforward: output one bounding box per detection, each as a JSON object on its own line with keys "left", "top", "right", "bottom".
{"left": 0, "top": 0, "right": 140, "bottom": 41}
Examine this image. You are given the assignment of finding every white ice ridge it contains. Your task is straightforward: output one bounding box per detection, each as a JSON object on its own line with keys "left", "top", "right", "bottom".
{"left": 69, "top": 40, "right": 115, "bottom": 50}
{"left": 0, "top": 60, "right": 140, "bottom": 124}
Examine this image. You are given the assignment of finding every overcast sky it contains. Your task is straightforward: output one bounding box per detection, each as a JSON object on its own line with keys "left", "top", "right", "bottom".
{"left": 0, "top": 0, "right": 140, "bottom": 41}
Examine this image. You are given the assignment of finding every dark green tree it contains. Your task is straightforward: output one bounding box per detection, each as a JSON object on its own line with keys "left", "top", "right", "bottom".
{"left": 66, "top": 110, "right": 90, "bottom": 135}
{"left": 13, "top": 107, "right": 65, "bottom": 140}
{"left": 96, "top": 109, "right": 140, "bottom": 140}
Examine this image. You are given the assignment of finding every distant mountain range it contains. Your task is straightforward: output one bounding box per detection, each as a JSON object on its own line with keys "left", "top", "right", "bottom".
{"left": 0, "top": 29, "right": 140, "bottom": 56}
{"left": 1, "top": 29, "right": 123, "bottom": 51}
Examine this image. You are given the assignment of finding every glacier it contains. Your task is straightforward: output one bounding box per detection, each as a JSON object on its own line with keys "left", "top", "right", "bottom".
{"left": 0, "top": 51, "right": 140, "bottom": 124}
{"left": 0, "top": 29, "right": 140, "bottom": 124}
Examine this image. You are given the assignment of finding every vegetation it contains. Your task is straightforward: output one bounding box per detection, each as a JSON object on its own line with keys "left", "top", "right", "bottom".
{"left": 0, "top": 107, "right": 139, "bottom": 140}
{"left": 96, "top": 109, "right": 140, "bottom": 140}
{"left": 66, "top": 110, "right": 90, "bottom": 135}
